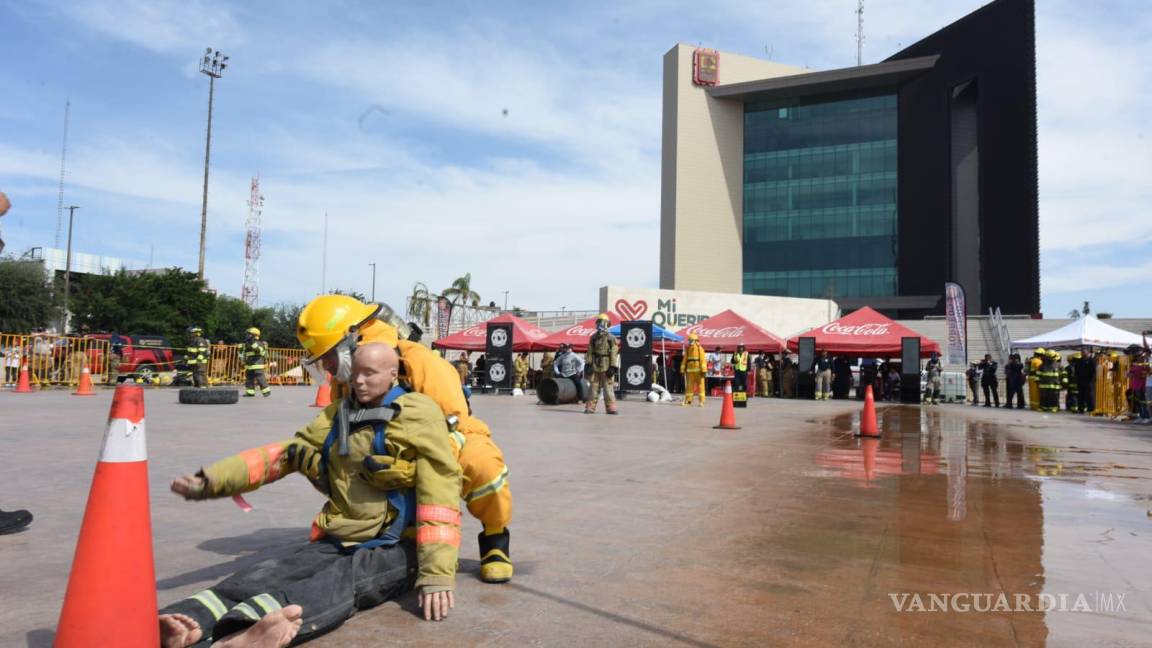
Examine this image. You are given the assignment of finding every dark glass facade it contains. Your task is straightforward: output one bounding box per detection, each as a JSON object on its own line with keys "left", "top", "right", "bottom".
{"left": 743, "top": 93, "right": 898, "bottom": 299}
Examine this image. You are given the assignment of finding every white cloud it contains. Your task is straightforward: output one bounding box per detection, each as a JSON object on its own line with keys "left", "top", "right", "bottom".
{"left": 12, "top": 0, "right": 1151, "bottom": 312}
{"left": 60, "top": 0, "right": 246, "bottom": 54}
{"left": 1043, "top": 258, "right": 1152, "bottom": 293}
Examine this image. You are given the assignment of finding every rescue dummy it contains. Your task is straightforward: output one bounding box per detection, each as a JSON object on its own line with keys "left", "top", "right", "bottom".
{"left": 296, "top": 295, "right": 513, "bottom": 583}
{"left": 584, "top": 313, "right": 619, "bottom": 415}
{"left": 160, "top": 343, "right": 461, "bottom": 648}
{"left": 681, "top": 333, "right": 706, "bottom": 406}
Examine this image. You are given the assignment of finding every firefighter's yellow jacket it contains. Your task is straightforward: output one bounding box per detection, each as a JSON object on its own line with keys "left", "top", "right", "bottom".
{"left": 198, "top": 392, "right": 462, "bottom": 591}
{"left": 681, "top": 342, "right": 707, "bottom": 374}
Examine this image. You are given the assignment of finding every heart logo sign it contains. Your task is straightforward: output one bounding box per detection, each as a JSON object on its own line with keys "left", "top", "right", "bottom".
{"left": 614, "top": 299, "right": 648, "bottom": 321}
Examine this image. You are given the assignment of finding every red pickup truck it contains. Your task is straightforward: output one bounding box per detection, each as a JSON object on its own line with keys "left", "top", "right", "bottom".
{"left": 85, "top": 334, "right": 177, "bottom": 382}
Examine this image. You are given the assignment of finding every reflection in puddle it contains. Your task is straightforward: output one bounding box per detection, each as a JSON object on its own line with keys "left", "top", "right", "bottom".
{"left": 798, "top": 405, "right": 1152, "bottom": 645}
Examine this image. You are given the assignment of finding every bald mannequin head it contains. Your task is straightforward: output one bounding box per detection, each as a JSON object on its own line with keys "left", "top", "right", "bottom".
{"left": 351, "top": 343, "right": 400, "bottom": 405}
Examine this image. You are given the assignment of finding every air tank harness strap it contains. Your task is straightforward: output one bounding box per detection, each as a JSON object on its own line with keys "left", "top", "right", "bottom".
{"left": 319, "top": 385, "right": 414, "bottom": 553}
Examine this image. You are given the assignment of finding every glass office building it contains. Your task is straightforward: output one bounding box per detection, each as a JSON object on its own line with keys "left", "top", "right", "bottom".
{"left": 661, "top": 0, "right": 1039, "bottom": 317}
{"left": 742, "top": 93, "right": 898, "bottom": 299}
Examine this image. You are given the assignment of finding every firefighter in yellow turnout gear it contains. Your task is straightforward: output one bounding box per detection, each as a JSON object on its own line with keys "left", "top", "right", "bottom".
{"left": 242, "top": 327, "right": 272, "bottom": 397}
{"left": 160, "top": 343, "right": 460, "bottom": 645}
{"left": 681, "top": 333, "right": 706, "bottom": 406}
{"left": 297, "top": 295, "right": 514, "bottom": 584}
{"left": 186, "top": 326, "right": 211, "bottom": 387}
{"left": 585, "top": 313, "right": 619, "bottom": 415}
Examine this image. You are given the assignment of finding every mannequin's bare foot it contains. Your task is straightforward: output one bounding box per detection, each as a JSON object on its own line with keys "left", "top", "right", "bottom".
{"left": 215, "top": 605, "right": 304, "bottom": 648}
{"left": 159, "top": 613, "right": 203, "bottom": 648}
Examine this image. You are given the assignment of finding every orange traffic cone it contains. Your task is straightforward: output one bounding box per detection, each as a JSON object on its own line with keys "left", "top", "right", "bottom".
{"left": 13, "top": 362, "right": 33, "bottom": 393}
{"left": 713, "top": 378, "right": 741, "bottom": 430}
{"left": 56, "top": 386, "right": 158, "bottom": 647}
{"left": 858, "top": 384, "right": 879, "bottom": 437}
{"left": 73, "top": 365, "right": 96, "bottom": 396}
{"left": 310, "top": 373, "right": 332, "bottom": 408}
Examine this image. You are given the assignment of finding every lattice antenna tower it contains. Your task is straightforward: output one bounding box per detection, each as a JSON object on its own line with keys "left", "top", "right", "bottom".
{"left": 856, "top": 0, "right": 865, "bottom": 66}
{"left": 242, "top": 174, "right": 263, "bottom": 308}
{"left": 55, "top": 100, "right": 71, "bottom": 248}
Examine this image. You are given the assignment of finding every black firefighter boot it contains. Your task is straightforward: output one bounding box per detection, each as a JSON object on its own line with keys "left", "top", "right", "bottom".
{"left": 478, "top": 529, "right": 513, "bottom": 583}
{"left": 0, "top": 509, "right": 32, "bottom": 535}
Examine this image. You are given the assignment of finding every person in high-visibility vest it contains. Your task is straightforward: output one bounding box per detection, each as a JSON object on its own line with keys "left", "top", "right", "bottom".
{"left": 681, "top": 333, "right": 707, "bottom": 407}
{"left": 242, "top": 327, "right": 271, "bottom": 397}
{"left": 732, "top": 343, "right": 749, "bottom": 395}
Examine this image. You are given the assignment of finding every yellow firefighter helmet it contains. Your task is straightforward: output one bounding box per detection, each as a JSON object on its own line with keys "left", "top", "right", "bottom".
{"left": 1034, "top": 347, "right": 1046, "bottom": 355}
{"left": 296, "top": 295, "right": 381, "bottom": 360}
{"left": 597, "top": 313, "right": 611, "bottom": 322}
{"left": 688, "top": 333, "right": 699, "bottom": 342}
{"left": 246, "top": 327, "right": 261, "bottom": 338}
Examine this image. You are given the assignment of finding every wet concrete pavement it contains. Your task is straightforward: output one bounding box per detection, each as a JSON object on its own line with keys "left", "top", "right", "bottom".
{"left": 1, "top": 388, "right": 1150, "bottom": 646}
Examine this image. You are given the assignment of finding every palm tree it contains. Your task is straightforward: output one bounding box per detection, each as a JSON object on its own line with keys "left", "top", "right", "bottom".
{"left": 406, "top": 281, "right": 436, "bottom": 329}
{"left": 441, "top": 273, "right": 481, "bottom": 330}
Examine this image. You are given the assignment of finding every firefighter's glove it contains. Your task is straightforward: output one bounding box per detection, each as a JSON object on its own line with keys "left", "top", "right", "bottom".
{"left": 285, "top": 443, "right": 326, "bottom": 492}
{"left": 359, "top": 454, "right": 417, "bottom": 491}
{"left": 171, "top": 471, "right": 211, "bottom": 500}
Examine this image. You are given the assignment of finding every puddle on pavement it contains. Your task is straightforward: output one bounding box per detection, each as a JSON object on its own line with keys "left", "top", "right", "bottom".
{"left": 767, "top": 406, "right": 1152, "bottom": 645}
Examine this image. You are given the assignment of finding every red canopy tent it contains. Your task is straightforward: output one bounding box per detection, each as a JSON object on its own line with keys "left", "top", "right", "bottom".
{"left": 674, "top": 309, "right": 786, "bottom": 353}
{"left": 786, "top": 306, "right": 941, "bottom": 358}
{"left": 431, "top": 313, "right": 550, "bottom": 352}
{"left": 532, "top": 312, "right": 621, "bottom": 352}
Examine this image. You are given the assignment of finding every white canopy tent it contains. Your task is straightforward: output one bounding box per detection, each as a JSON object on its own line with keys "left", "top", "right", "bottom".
{"left": 1012, "top": 316, "right": 1147, "bottom": 351}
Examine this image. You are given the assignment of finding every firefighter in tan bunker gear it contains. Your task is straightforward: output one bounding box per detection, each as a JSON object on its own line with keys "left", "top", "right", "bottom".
{"left": 513, "top": 352, "right": 529, "bottom": 391}
{"left": 160, "top": 343, "right": 460, "bottom": 647}
{"left": 296, "top": 295, "right": 513, "bottom": 584}
{"left": 584, "top": 313, "right": 619, "bottom": 415}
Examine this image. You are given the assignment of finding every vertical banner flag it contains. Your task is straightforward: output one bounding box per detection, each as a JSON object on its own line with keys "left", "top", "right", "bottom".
{"left": 436, "top": 296, "right": 452, "bottom": 339}
{"left": 944, "top": 282, "right": 967, "bottom": 365}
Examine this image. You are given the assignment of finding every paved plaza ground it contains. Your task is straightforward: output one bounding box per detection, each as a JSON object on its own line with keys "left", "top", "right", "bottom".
{"left": 2, "top": 386, "right": 1151, "bottom": 647}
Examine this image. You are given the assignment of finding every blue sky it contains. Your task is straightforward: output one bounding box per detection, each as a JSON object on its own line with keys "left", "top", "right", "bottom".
{"left": 1, "top": 0, "right": 1149, "bottom": 317}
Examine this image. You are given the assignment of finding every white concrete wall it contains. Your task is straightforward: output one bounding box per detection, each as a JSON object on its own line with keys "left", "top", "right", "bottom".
{"left": 601, "top": 285, "right": 838, "bottom": 339}
{"left": 660, "top": 44, "right": 806, "bottom": 293}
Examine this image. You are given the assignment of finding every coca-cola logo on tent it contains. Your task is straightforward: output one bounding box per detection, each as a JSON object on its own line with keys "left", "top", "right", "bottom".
{"left": 683, "top": 325, "right": 746, "bottom": 339}
{"left": 565, "top": 325, "right": 596, "bottom": 336}
{"left": 820, "top": 322, "right": 890, "bottom": 336}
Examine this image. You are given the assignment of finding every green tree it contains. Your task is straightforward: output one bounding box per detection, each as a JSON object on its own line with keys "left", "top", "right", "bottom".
{"left": 0, "top": 257, "right": 58, "bottom": 332}
{"left": 441, "top": 273, "right": 481, "bottom": 329}
{"left": 406, "top": 281, "right": 437, "bottom": 329}
{"left": 210, "top": 295, "right": 254, "bottom": 344}
{"left": 253, "top": 302, "right": 304, "bottom": 349}
{"left": 69, "top": 269, "right": 215, "bottom": 344}
{"left": 331, "top": 288, "right": 368, "bottom": 302}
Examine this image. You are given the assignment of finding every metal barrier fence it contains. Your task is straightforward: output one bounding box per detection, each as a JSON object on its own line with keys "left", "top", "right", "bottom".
{"left": 206, "top": 345, "right": 312, "bottom": 386}
{"left": 1, "top": 332, "right": 312, "bottom": 388}
{"left": 1, "top": 333, "right": 112, "bottom": 387}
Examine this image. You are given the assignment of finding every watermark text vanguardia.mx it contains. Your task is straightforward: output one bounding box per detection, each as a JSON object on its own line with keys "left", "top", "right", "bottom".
{"left": 889, "top": 592, "right": 1127, "bottom": 613}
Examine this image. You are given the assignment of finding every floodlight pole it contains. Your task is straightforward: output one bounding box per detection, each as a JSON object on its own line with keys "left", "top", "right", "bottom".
{"left": 198, "top": 48, "right": 228, "bottom": 280}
